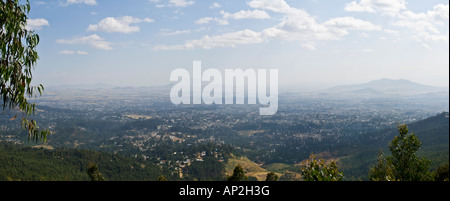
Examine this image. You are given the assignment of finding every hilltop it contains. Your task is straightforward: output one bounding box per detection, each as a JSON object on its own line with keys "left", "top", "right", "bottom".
{"left": 321, "top": 78, "right": 449, "bottom": 99}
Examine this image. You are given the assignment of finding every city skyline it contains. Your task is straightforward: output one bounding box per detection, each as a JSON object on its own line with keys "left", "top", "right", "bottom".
{"left": 27, "top": 0, "right": 449, "bottom": 90}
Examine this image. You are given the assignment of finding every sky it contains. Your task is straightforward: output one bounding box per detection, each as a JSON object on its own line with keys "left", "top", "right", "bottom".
{"left": 27, "top": 0, "right": 449, "bottom": 90}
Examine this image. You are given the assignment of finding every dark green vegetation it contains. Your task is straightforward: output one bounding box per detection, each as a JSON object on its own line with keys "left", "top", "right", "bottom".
{"left": 1, "top": 111, "right": 447, "bottom": 181}
{"left": 1, "top": 0, "right": 48, "bottom": 142}
{"left": 87, "top": 162, "right": 105, "bottom": 181}
{"left": 369, "top": 124, "right": 432, "bottom": 181}
{"left": 301, "top": 154, "right": 344, "bottom": 181}
{"left": 265, "top": 172, "right": 278, "bottom": 181}
{"left": 341, "top": 112, "right": 449, "bottom": 180}
{"left": 184, "top": 158, "right": 225, "bottom": 181}
{"left": 0, "top": 142, "right": 171, "bottom": 181}
{"left": 227, "top": 164, "right": 248, "bottom": 181}
{"left": 433, "top": 163, "right": 449, "bottom": 181}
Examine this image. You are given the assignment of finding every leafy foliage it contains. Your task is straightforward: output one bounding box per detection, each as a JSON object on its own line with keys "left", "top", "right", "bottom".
{"left": 265, "top": 172, "right": 278, "bottom": 181}
{"left": 1, "top": 0, "right": 48, "bottom": 142}
{"left": 227, "top": 164, "right": 248, "bottom": 181}
{"left": 157, "top": 175, "right": 168, "bottom": 181}
{"left": 87, "top": 162, "right": 105, "bottom": 181}
{"left": 433, "top": 163, "right": 449, "bottom": 181}
{"left": 369, "top": 124, "right": 432, "bottom": 181}
{"left": 301, "top": 154, "right": 344, "bottom": 181}
{"left": 341, "top": 112, "right": 448, "bottom": 180}
{"left": 367, "top": 152, "right": 396, "bottom": 181}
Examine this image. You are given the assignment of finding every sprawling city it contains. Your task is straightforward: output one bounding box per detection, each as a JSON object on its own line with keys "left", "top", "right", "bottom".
{"left": 1, "top": 78, "right": 448, "bottom": 181}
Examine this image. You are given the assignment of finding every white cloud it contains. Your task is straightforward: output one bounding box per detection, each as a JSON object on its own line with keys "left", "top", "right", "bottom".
{"left": 58, "top": 50, "right": 75, "bottom": 55}
{"left": 153, "top": 29, "right": 265, "bottom": 50}
{"left": 58, "top": 50, "right": 89, "bottom": 55}
{"left": 156, "top": 0, "right": 385, "bottom": 51}
{"left": 383, "top": 29, "right": 399, "bottom": 35}
{"left": 260, "top": 6, "right": 362, "bottom": 42}
{"left": 323, "top": 17, "right": 382, "bottom": 31}
{"left": 211, "top": 2, "right": 221, "bottom": 9}
{"left": 61, "top": 0, "right": 97, "bottom": 6}
{"left": 396, "top": 4, "right": 449, "bottom": 25}
{"left": 358, "top": 32, "right": 369, "bottom": 38}
{"left": 26, "top": 18, "right": 49, "bottom": 31}
{"left": 393, "top": 4, "right": 449, "bottom": 47}
{"left": 143, "top": 18, "right": 155, "bottom": 23}
{"left": 345, "top": 0, "right": 407, "bottom": 16}
{"left": 430, "top": 4, "right": 449, "bottom": 21}
{"left": 345, "top": 1, "right": 448, "bottom": 49}
{"left": 150, "top": 0, "right": 194, "bottom": 7}
{"left": 195, "top": 17, "right": 213, "bottom": 24}
{"left": 345, "top": 1, "right": 375, "bottom": 13}
{"left": 159, "top": 27, "right": 206, "bottom": 36}
{"left": 87, "top": 16, "right": 154, "bottom": 34}
{"left": 248, "top": 0, "right": 381, "bottom": 42}
{"left": 195, "top": 9, "right": 270, "bottom": 27}
{"left": 261, "top": 11, "right": 340, "bottom": 42}
{"left": 160, "top": 29, "right": 192, "bottom": 36}
{"left": 301, "top": 43, "right": 316, "bottom": 50}
{"left": 76, "top": 51, "right": 89, "bottom": 55}
{"left": 195, "top": 17, "right": 228, "bottom": 25}
{"left": 169, "top": 0, "right": 194, "bottom": 7}
{"left": 221, "top": 9, "right": 271, "bottom": 20}
{"left": 56, "top": 34, "right": 112, "bottom": 50}
{"left": 247, "top": 0, "right": 296, "bottom": 14}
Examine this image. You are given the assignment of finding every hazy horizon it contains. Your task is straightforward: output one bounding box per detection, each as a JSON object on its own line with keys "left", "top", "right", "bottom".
{"left": 28, "top": 0, "right": 449, "bottom": 89}
{"left": 46, "top": 78, "right": 449, "bottom": 90}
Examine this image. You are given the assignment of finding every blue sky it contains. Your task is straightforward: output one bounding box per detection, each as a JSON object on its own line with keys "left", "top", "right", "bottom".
{"left": 27, "top": 0, "right": 449, "bottom": 89}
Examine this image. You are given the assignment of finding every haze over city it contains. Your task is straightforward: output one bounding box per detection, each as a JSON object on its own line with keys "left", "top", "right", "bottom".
{"left": 28, "top": 0, "right": 449, "bottom": 90}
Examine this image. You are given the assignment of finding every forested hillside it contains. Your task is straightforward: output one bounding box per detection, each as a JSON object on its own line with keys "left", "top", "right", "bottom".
{"left": 0, "top": 142, "right": 171, "bottom": 181}
{"left": 1, "top": 112, "right": 448, "bottom": 181}
{"left": 341, "top": 112, "right": 449, "bottom": 180}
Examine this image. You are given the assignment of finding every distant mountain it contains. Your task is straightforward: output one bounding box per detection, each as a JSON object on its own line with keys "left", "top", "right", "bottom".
{"left": 321, "top": 78, "right": 449, "bottom": 99}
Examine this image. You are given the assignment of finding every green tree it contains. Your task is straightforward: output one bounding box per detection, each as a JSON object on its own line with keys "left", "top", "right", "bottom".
{"left": 433, "top": 163, "right": 449, "bottom": 181}
{"left": 301, "top": 154, "right": 343, "bottom": 181}
{"left": 369, "top": 124, "right": 432, "bottom": 181}
{"left": 157, "top": 175, "right": 168, "bottom": 181}
{"left": 265, "top": 172, "right": 278, "bottom": 181}
{"left": 368, "top": 152, "right": 396, "bottom": 181}
{"left": 227, "top": 165, "right": 248, "bottom": 181}
{"left": 87, "top": 162, "right": 105, "bottom": 181}
{"left": 1, "top": 0, "right": 48, "bottom": 142}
